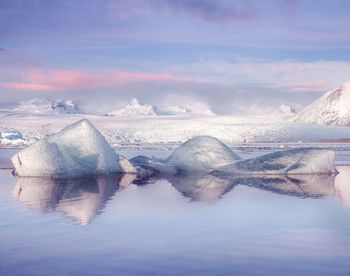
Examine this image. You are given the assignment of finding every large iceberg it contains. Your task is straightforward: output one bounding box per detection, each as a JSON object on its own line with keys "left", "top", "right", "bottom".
{"left": 167, "top": 136, "right": 241, "bottom": 173}
{"left": 11, "top": 119, "right": 135, "bottom": 178}
{"left": 213, "top": 148, "right": 337, "bottom": 176}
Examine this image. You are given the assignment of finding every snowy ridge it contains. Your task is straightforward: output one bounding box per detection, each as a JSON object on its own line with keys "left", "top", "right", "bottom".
{"left": 14, "top": 99, "right": 82, "bottom": 114}
{"left": 292, "top": 82, "right": 350, "bottom": 126}
{"left": 3, "top": 114, "right": 350, "bottom": 147}
{"left": 108, "top": 98, "right": 157, "bottom": 117}
{"left": 164, "top": 103, "right": 215, "bottom": 116}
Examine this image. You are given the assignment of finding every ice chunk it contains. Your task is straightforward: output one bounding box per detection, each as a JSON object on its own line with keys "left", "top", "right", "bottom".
{"left": 0, "top": 130, "right": 27, "bottom": 146}
{"left": 129, "top": 155, "right": 178, "bottom": 175}
{"left": 167, "top": 136, "right": 241, "bottom": 173}
{"left": 11, "top": 119, "right": 134, "bottom": 178}
{"left": 213, "top": 148, "right": 337, "bottom": 176}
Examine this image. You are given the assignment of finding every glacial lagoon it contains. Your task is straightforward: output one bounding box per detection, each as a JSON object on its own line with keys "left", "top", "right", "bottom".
{"left": 1, "top": 148, "right": 350, "bottom": 275}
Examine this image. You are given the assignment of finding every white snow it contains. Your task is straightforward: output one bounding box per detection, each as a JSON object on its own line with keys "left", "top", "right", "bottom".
{"left": 2, "top": 111, "right": 350, "bottom": 147}
{"left": 213, "top": 148, "right": 337, "bottom": 175}
{"left": 293, "top": 81, "right": 350, "bottom": 126}
{"left": 163, "top": 102, "right": 215, "bottom": 116}
{"left": 167, "top": 136, "right": 241, "bottom": 173}
{"left": 14, "top": 98, "right": 82, "bottom": 114}
{"left": 108, "top": 98, "right": 157, "bottom": 117}
{"left": 11, "top": 119, "right": 134, "bottom": 178}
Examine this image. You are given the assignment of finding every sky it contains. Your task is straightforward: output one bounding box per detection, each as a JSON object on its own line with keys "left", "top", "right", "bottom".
{"left": 1, "top": 0, "right": 350, "bottom": 114}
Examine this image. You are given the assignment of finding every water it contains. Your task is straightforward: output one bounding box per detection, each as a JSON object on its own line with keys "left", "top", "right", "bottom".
{"left": 1, "top": 149, "right": 350, "bottom": 275}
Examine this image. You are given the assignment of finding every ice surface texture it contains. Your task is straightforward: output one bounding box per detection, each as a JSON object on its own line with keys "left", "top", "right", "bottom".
{"left": 167, "top": 136, "right": 241, "bottom": 173}
{"left": 11, "top": 119, "right": 134, "bottom": 178}
{"left": 213, "top": 148, "right": 337, "bottom": 176}
{"left": 11, "top": 119, "right": 337, "bottom": 178}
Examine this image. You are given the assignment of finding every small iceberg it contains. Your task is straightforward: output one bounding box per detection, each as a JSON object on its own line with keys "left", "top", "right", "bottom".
{"left": 11, "top": 119, "right": 136, "bottom": 178}
{"left": 166, "top": 136, "right": 241, "bottom": 173}
{"left": 0, "top": 130, "right": 27, "bottom": 147}
{"left": 212, "top": 148, "right": 337, "bottom": 176}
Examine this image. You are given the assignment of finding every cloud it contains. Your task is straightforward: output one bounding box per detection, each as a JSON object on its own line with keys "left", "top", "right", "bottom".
{"left": 161, "top": 0, "right": 257, "bottom": 22}
{"left": 0, "top": 68, "right": 199, "bottom": 91}
{"left": 169, "top": 59, "right": 350, "bottom": 93}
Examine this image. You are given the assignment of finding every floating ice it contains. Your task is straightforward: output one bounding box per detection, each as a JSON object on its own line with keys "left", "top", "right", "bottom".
{"left": 167, "top": 136, "right": 241, "bottom": 173}
{"left": 0, "top": 131, "right": 27, "bottom": 146}
{"left": 129, "top": 155, "right": 177, "bottom": 175}
{"left": 213, "top": 148, "right": 337, "bottom": 176}
{"left": 11, "top": 119, "right": 135, "bottom": 178}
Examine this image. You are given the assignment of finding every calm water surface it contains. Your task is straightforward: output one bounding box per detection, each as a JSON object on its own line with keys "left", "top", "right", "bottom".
{"left": 1, "top": 149, "right": 350, "bottom": 275}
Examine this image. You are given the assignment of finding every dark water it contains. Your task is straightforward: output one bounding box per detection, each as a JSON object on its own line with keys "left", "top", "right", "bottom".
{"left": 1, "top": 151, "right": 350, "bottom": 275}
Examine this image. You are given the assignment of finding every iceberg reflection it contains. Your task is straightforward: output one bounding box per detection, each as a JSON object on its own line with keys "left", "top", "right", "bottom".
{"left": 12, "top": 174, "right": 134, "bottom": 224}
{"left": 168, "top": 174, "right": 236, "bottom": 202}
{"left": 231, "top": 174, "right": 336, "bottom": 198}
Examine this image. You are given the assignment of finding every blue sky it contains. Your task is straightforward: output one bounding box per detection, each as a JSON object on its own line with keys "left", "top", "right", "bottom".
{"left": 1, "top": 0, "right": 350, "bottom": 113}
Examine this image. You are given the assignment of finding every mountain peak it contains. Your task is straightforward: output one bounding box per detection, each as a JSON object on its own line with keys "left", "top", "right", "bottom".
{"left": 108, "top": 98, "right": 157, "bottom": 117}
{"left": 293, "top": 82, "right": 350, "bottom": 126}
{"left": 340, "top": 81, "right": 350, "bottom": 91}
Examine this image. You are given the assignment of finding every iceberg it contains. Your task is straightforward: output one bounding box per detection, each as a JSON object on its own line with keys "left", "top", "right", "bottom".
{"left": 129, "top": 155, "right": 177, "bottom": 175}
{"left": 213, "top": 148, "right": 337, "bottom": 176}
{"left": 167, "top": 136, "right": 241, "bottom": 173}
{"left": 11, "top": 119, "right": 135, "bottom": 178}
{"left": 0, "top": 130, "right": 27, "bottom": 146}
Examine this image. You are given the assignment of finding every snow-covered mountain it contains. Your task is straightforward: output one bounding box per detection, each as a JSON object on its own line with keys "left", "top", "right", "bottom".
{"left": 278, "top": 104, "right": 296, "bottom": 115}
{"left": 164, "top": 103, "right": 215, "bottom": 116}
{"left": 108, "top": 98, "right": 157, "bottom": 117}
{"left": 14, "top": 99, "right": 82, "bottom": 114}
{"left": 292, "top": 82, "right": 350, "bottom": 126}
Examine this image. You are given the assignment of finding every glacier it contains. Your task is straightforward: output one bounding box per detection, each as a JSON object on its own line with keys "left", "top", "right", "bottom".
{"left": 14, "top": 98, "right": 82, "bottom": 114}
{"left": 11, "top": 119, "right": 135, "bottom": 178}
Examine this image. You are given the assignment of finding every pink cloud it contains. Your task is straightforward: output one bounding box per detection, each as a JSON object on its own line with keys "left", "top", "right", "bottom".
{"left": 0, "top": 68, "right": 198, "bottom": 91}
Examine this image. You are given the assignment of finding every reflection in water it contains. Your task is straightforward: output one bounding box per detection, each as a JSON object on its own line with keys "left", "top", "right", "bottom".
{"left": 11, "top": 166, "right": 350, "bottom": 224}
{"left": 12, "top": 178, "right": 66, "bottom": 213}
{"left": 169, "top": 174, "right": 235, "bottom": 202}
{"left": 13, "top": 175, "right": 134, "bottom": 224}
{"left": 231, "top": 174, "right": 336, "bottom": 198}
{"left": 334, "top": 166, "right": 350, "bottom": 207}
